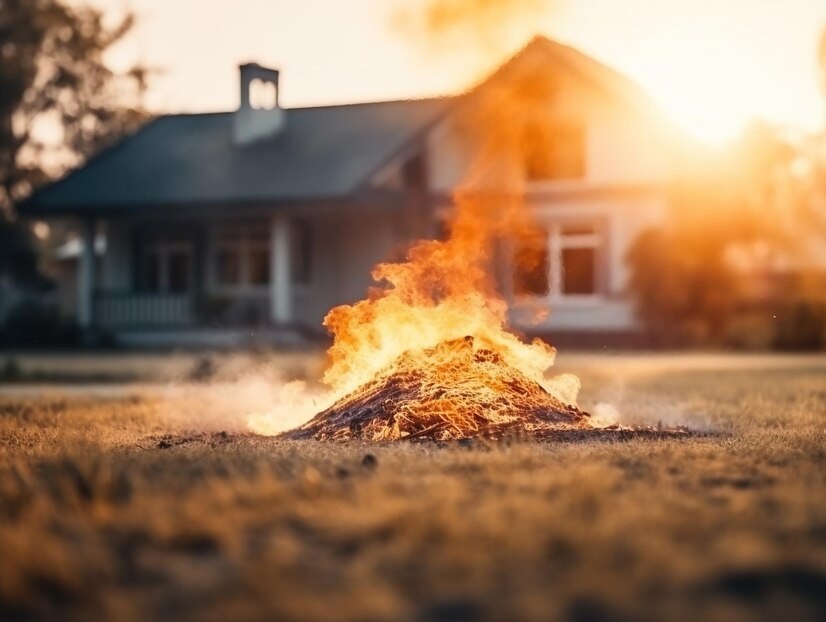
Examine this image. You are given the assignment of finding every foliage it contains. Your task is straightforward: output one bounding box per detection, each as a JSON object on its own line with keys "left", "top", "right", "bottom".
{"left": 0, "top": 218, "right": 50, "bottom": 289}
{"left": 626, "top": 228, "right": 736, "bottom": 347}
{"left": 627, "top": 121, "right": 826, "bottom": 348}
{"left": 773, "top": 299, "right": 826, "bottom": 351}
{"left": 0, "top": 0, "right": 148, "bottom": 216}
{"left": 0, "top": 299, "right": 81, "bottom": 347}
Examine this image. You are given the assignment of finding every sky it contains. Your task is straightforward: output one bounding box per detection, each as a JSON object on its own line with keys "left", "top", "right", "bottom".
{"left": 86, "top": 0, "right": 826, "bottom": 145}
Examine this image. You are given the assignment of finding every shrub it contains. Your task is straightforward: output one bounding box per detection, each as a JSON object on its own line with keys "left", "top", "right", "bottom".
{"left": 625, "top": 227, "right": 738, "bottom": 347}
{"left": 773, "top": 300, "right": 826, "bottom": 351}
{"left": 0, "top": 299, "right": 80, "bottom": 347}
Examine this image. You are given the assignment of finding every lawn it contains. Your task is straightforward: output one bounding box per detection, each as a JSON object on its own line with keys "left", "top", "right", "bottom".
{"left": 1, "top": 353, "right": 824, "bottom": 621}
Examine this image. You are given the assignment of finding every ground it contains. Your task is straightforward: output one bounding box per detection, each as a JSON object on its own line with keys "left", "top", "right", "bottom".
{"left": 0, "top": 352, "right": 825, "bottom": 621}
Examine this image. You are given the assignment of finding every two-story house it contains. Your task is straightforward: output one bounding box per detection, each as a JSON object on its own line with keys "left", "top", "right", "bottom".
{"left": 20, "top": 36, "right": 680, "bottom": 347}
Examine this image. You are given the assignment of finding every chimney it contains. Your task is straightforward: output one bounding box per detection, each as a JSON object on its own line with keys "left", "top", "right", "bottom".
{"left": 233, "top": 63, "right": 284, "bottom": 145}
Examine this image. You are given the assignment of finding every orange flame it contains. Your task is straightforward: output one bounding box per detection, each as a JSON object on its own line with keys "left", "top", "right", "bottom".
{"left": 322, "top": 62, "right": 579, "bottom": 408}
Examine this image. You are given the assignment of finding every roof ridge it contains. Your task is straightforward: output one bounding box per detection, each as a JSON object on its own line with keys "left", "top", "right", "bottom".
{"left": 148, "top": 96, "right": 452, "bottom": 120}
{"left": 286, "top": 96, "right": 451, "bottom": 112}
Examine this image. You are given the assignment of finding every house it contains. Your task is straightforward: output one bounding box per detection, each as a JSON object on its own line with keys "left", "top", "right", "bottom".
{"left": 20, "top": 37, "right": 681, "bottom": 348}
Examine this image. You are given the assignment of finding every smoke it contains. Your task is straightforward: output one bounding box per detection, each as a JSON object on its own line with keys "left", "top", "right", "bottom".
{"left": 392, "top": 0, "right": 557, "bottom": 74}
{"left": 133, "top": 353, "right": 331, "bottom": 436}
{"left": 581, "top": 375, "right": 711, "bottom": 431}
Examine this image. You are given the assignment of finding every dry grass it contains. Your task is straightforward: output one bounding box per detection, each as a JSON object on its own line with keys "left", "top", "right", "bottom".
{"left": 0, "top": 354, "right": 825, "bottom": 621}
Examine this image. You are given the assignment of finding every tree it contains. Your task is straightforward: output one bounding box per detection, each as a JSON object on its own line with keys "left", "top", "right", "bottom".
{"left": 626, "top": 120, "right": 826, "bottom": 349}
{"left": 0, "top": 0, "right": 148, "bottom": 217}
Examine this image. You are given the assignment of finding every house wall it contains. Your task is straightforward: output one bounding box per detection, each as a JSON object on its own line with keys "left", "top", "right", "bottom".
{"left": 427, "top": 82, "right": 670, "bottom": 193}
{"left": 100, "top": 220, "right": 132, "bottom": 290}
{"left": 292, "top": 214, "right": 340, "bottom": 329}
{"left": 585, "top": 106, "right": 670, "bottom": 186}
{"left": 509, "top": 194, "right": 668, "bottom": 333}
{"left": 423, "top": 71, "right": 673, "bottom": 336}
{"left": 292, "top": 208, "right": 403, "bottom": 331}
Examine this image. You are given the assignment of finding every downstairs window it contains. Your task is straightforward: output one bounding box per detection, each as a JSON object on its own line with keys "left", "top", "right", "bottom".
{"left": 513, "top": 223, "right": 603, "bottom": 300}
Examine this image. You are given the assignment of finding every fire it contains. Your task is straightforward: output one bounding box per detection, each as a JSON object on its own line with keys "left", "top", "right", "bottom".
{"left": 322, "top": 52, "right": 576, "bottom": 395}
{"left": 268, "top": 52, "right": 589, "bottom": 441}
{"left": 245, "top": 37, "right": 602, "bottom": 440}
{"left": 284, "top": 336, "right": 587, "bottom": 441}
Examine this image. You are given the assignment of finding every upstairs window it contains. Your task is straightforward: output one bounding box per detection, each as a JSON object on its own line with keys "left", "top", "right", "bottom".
{"left": 513, "top": 222, "right": 602, "bottom": 300}
{"left": 524, "top": 121, "right": 586, "bottom": 181}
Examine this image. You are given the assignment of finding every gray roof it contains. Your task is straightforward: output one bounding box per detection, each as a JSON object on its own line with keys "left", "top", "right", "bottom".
{"left": 22, "top": 36, "right": 672, "bottom": 217}
{"left": 22, "top": 98, "right": 450, "bottom": 214}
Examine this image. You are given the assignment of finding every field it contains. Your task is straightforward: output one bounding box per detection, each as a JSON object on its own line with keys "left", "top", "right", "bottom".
{"left": 1, "top": 352, "right": 825, "bottom": 621}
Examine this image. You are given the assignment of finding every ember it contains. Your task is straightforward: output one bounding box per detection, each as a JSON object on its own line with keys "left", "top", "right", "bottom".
{"left": 281, "top": 336, "right": 590, "bottom": 441}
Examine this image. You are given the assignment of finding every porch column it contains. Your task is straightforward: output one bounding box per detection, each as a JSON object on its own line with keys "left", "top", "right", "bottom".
{"left": 270, "top": 214, "right": 293, "bottom": 324}
{"left": 77, "top": 218, "right": 97, "bottom": 330}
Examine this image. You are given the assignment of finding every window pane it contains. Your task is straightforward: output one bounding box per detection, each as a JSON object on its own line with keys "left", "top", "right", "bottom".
{"left": 215, "top": 227, "right": 243, "bottom": 244}
{"left": 144, "top": 253, "right": 161, "bottom": 293}
{"left": 513, "top": 237, "right": 550, "bottom": 296}
{"left": 249, "top": 248, "right": 270, "bottom": 286}
{"left": 216, "top": 248, "right": 241, "bottom": 285}
{"left": 561, "top": 247, "right": 596, "bottom": 294}
{"left": 248, "top": 228, "right": 270, "bottom": 243}
{"left": 167, "top": 252, "right": 190, "bottom": 293}
{"left": 291, "top": 221, "right": 312, "bottom": 284}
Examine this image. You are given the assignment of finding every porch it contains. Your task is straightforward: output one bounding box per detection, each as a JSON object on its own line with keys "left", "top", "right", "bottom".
{"left": 77, "top": 214, "right": 298, "bottom": 335}
{"left": 72, "top": 206, "right": 401, "bottom": 344}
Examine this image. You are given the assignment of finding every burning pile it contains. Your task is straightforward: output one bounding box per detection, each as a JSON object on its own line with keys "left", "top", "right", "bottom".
{"left": 281, "top": 336, "right": 589, "bottom": 441}
{"left": 255, "top": 52, "right": 648, "bottom": 443}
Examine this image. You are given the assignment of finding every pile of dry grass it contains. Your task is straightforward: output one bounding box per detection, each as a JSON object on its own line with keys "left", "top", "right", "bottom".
{"left": 282, "top": 336, "right": 592, "bottom": 441}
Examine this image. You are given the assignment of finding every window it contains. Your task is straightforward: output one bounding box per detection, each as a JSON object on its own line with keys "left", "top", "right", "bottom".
{"left": 213, "top": 223, "right": 270, "bottom": 289}
{"left": 513, "top": 223, "right": 602, "bottom": 300}
{"left": 167, "top": 251, "right": 191, "bottom": 293}
{"left": 513, "top": 233, "right": 550, "bottom": 297}
{"left": 291, "top": 220, "right": 313, "bottom": 285}
{"left": 140, "top": 231, "right": 193, "bottom": 294}
{"left": 216, "top": 248, "right": 242, "bottom": 286}
{"left": 524, "top": 121, "right": 586, "bottom": 181}
{"left": 249, "top": 78, "right": 278, "bottom": 110}
{"left": 249, "top": 248, "right": 271, "bottom": 286}
{"left": 561, "top": 247, "right": 595, "bottom": 294}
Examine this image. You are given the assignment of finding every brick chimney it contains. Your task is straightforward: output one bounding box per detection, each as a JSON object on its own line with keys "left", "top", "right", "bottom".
{"left": 233, "top": 63, "right": 284, "bottom": 145}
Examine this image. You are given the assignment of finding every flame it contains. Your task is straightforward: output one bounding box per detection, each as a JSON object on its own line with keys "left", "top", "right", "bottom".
{"left": 322, "top": 60, "right": 579, "bottom": 409}
{"left": 250, "top": 22, "right": 587, "bottom": 439}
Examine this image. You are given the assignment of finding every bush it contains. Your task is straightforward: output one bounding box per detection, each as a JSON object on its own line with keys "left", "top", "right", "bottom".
{"left": 0, "top": 299, "right": 80, "bottom": 347}
{"left": 773, "top": 301, "right": 826, "bottom": 351}
{"left": 626, "top": 227, "right": 738, "bottom": 347}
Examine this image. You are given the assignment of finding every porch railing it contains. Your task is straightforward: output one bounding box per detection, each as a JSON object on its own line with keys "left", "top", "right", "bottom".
{"left": 94, "top": 292, "right": 196, "bottom": 328}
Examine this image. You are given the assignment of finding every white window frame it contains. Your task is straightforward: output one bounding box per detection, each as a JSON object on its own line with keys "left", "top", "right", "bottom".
{"left": 513, "top": 222, "right": 604, "bottom": 306}
{"left": 210, "top": 223, "right": 271, "bottom": 295}
{"left": 144, "top": 239, "right": 193, "bottom": 294}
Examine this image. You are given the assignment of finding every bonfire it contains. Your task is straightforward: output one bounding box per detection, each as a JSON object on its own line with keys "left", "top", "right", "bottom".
{"left": 260, "top": 60, "right": 687, "bottom": 443}
{"left": 281, "top": 336, "right": 589, "bottom": 441}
